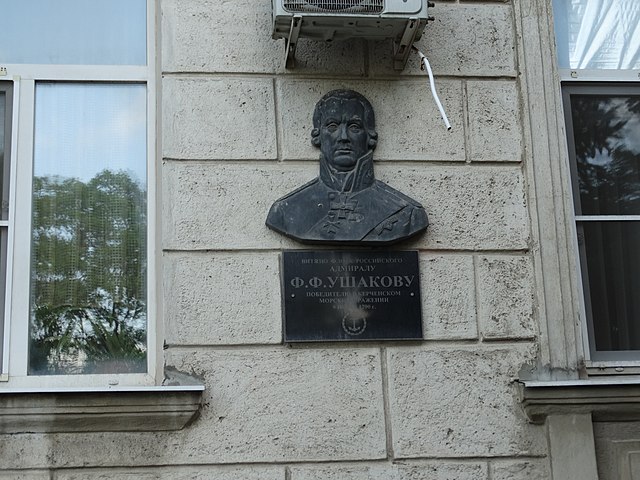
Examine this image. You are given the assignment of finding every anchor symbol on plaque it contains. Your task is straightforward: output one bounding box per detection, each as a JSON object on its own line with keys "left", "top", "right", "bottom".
{"left": 342, "top": 314, "right": 367, "bottom": 336}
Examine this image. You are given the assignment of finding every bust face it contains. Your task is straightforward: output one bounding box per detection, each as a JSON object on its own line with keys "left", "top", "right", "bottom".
{"left": 319, "top": 98, "right": 370, "bottom": 172}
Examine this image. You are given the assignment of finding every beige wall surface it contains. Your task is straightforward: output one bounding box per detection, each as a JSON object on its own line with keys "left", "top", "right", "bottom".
{"left": 2, "top": 0, "right": 574, "bottom": 478}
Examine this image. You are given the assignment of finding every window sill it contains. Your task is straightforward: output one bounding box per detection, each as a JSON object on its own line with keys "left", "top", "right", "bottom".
{"left": 520, "top": 378, "right": 640, "bottom": 424}
{"left": 0, "top": 385, "right": 204, "bottom": 433}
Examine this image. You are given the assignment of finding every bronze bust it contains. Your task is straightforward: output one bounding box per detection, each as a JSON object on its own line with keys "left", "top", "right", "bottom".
{"left": 266, "top": 89, "right": 428, "bottom": 245}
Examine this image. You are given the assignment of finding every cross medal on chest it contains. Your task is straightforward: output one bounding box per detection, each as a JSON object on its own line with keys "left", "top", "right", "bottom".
{"left": 323, "top": 193, "right": 359, "bottom": 234}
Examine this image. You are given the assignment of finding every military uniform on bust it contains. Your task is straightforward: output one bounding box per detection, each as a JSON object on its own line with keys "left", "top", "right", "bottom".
{"left": 266, "top": 89, "right": 428, "bottom": 245}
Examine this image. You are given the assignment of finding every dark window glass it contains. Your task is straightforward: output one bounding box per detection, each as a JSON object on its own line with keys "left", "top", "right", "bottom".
{"left": 0, "top": 91, "right": 5, "bottom": 219}
{"left": 570, "top": 94, "right": 640, "bottom": 215}
{"left": 581, "top": 221, "right": 640, "bottom": 351}
{"left": 0, "top": 93, "right": 4, "bottom": 161}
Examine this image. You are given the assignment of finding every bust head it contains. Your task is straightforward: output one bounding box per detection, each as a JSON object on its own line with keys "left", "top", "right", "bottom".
{"left": 311, "top": 90, "right": 378, "bottom": 172}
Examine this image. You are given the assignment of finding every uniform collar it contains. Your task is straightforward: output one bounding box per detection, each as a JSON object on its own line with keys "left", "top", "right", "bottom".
{"left": 318, "top": 151, "right": 375, "bottom": 193}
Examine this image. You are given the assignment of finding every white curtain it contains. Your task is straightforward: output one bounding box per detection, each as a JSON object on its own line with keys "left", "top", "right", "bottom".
{"left": 554, "top": 0, "right": 640, "bottom": 69}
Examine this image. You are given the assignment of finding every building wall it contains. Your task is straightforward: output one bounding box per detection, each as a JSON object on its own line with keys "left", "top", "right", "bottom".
{"left": 0, "top": 0, "right": 559, "bottom": 478}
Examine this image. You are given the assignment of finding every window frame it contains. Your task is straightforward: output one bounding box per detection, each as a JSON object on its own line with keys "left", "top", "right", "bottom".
{"left": 0, "top": 82, "right": 13, "bottom": 381}
{"left": 561, "top": 81, "right": 640, "bottom": 364}
{"left": 0, "top": 0, "right": 159, "bottom": 388}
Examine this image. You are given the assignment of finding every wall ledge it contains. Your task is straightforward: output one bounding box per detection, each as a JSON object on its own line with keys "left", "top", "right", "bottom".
{"left": 520, "top": 378, "right": 640, "bottom": 424}
{"left": 0, "top": 385, "right": 204, "bottom": 433}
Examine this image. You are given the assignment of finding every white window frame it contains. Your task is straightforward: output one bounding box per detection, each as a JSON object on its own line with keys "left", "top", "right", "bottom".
{"left": 0, "top": 0, "right": 158, "bottom": 388}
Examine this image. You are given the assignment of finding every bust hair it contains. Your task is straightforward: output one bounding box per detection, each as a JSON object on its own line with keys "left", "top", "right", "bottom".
{"left": 311, "top": 89, "right": 378, "bottom": 149}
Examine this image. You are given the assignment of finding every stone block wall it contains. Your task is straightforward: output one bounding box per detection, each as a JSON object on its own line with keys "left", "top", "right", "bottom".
{"left": 0, "top": 0, "right": 553, "bottom": 478}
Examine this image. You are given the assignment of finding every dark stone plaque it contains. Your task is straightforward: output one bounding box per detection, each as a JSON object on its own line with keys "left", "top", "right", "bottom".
{"left": 282, "top": 250, "right": 422, "bottom": 342}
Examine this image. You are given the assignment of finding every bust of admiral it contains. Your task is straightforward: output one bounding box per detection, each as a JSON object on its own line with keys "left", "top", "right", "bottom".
{"left": 266, "top": 89, "right": 428, "bottom": 245}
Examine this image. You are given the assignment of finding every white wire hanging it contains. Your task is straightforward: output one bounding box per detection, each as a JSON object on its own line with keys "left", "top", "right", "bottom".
{"left": 413, "top": 46, "right": 451, "bottom": 131}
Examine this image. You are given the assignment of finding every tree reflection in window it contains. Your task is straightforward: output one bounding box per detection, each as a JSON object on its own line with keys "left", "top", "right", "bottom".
{"left": 572, "top": 95, "right": 640, "bottom": 215}
{"left": 29, "top": 169, "right": 146, "bottom": 375}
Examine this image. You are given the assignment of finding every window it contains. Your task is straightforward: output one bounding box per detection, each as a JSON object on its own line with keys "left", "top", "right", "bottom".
{"left": 0, "top": 0, "right": 156, "bottom": 387}
{"left": 0, "top": 82, "right": 12, "bottom": 378}
{"left": 554, "top": 0, "right": 640, "bottom": 362}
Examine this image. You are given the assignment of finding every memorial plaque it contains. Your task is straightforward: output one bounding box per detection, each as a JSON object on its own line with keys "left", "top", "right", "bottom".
{"left": 282, "top": 250, "right": 422, "bottom": 342}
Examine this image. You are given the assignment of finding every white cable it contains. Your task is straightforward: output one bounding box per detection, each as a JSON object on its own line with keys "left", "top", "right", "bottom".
{"left": 415, "top": 48, "right": 451, "bottom": 131}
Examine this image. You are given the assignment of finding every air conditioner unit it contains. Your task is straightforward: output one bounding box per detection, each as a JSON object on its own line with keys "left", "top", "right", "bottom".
{"left": 272, "top": 0, "right": 433, "bottom": 70}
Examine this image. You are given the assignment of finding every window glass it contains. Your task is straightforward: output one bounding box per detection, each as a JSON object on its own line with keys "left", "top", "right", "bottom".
{"left": 0, "top": 93, "right": 4, "bottom": 154}
{"left": 553, "top": 0, "right": 640, "bottom": 70}
{"left": 581, "top": 221, "right": 640, "bottom": 351}
{"left": 570, "top": 94, "right": 640, "bottom": 215}
{"left": 0, "top": 93, "right": 4, "bottom": 179}
{"left": 29, "top": 83, "right": 147, "bottom": 375}
{"left": 0, "top": 91, "right": 5, "bottom": 372}
{"left": 0, "top": 0, "right": 146, "bottom": 65}
{"left": 0, "top": 90, "right": 8, "bottom": 222}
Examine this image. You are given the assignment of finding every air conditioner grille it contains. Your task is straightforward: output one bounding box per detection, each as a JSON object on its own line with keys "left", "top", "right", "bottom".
{"left": 283, "top": 0, "right": 384, "bottom": 14}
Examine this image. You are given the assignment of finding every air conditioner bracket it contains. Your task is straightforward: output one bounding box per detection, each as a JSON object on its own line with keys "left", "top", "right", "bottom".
{"left": 393, "top": 17, "right": 420, "bottom": 71}
{"left": 284, "top": 15, "right": 302, "bottom": 69}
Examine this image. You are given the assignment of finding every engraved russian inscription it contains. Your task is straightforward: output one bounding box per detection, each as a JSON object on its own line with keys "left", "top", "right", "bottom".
{"left": 283, "top": 250, "right": 423, "bottom": 341}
